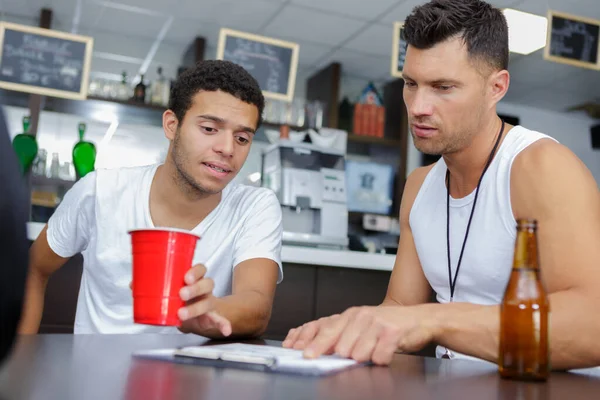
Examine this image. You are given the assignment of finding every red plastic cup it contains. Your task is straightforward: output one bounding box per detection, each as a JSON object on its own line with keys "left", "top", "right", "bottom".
{"left": 129, "top": 228, "right": 200, "bottom": 326}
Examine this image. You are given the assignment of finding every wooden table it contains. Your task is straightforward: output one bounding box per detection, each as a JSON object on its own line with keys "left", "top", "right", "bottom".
{"left": 1, "top": 334, "right": 599, "bottom": 399}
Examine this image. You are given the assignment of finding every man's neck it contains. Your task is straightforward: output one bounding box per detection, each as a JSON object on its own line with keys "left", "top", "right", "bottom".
{"left": 443, "top": 117, "right": 505, "bottom": 199}
{"left": 149, "top": 161, "right": 222, "bottom": 231}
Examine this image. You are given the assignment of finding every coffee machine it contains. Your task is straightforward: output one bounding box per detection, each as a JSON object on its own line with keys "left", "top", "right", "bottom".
{"left": 261, "top": 141, "right": 349, "bottom": 249}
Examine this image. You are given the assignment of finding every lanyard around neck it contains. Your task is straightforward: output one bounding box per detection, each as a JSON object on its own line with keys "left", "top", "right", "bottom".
{"left": 445, "top": 119, "right": 505, "bottom": 302}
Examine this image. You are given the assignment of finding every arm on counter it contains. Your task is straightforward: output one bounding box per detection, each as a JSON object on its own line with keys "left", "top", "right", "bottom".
{"left": 18, "top": 226, "right": 70, "bottom": 334}
{"left": 420, "top": 140, "right": 600, "bottom": 369}
{"left": 19, "top": 172, "right": 95, "bottom": 334}
{"left": 284, "top": 141, "right": 600, "bottom": 370}
{"left": 179, "top": 258, "right": 279, "bottom": 338}
{"left": 179, "top": 190, "right": 283, "bottom": 339}
{"left": 380, "top": 165, "right": 434, "bottom": 307}
{"left": 282, "top": 166, "right": 435, "bottom": 356}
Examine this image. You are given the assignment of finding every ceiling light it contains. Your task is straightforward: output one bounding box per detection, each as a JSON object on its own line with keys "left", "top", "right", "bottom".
{"left": 503, "top": 9, "right": 548, "bottom": 55}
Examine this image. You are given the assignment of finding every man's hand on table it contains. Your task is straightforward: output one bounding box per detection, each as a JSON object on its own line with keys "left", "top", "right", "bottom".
{"left": 282, "top": 306, "right": 436, "bottom": 365}
{"left": 177, "top": 264, "right": 232, "bottom": 336}
{"left": 130, "top": 264, "right": 232, "bottom": 336}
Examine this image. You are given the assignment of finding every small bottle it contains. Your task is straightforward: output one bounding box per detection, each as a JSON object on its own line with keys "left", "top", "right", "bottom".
{"left": 11, "top": 116, "right": 38, "bottom": 175}
{"left": 133, "top": 74, "right": 146, "bottom": 103}
{"left": 32, "top": 148, "right": 47, "bottom": 176}
{"left": 151, "top": 66, "right": 169, "bottom": 106}
{"left": 49, "top": 152, "right": 60, "bottom": 179}
{"left": 72, "top": 123, "right": 97, "bottom": 179}
{"left": 117, "top": 71, "right": 130, "bottom": 101}
{"left": 499, "top": 219, "right": 550, "bottom": 381}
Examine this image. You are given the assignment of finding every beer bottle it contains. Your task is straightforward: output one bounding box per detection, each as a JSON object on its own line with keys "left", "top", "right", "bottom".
{"left": 499, "top": 218, "right": 550, "bottom": 381}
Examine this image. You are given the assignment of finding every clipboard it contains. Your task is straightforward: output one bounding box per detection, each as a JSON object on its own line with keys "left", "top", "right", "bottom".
{"left": 133, "top": 343, "right": 363, "bottom": 376}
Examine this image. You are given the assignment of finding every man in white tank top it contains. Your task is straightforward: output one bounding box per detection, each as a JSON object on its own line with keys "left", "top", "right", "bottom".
{"left": 284, "top": 0, "right": 600, "bottom": 370}
{"left": 19, "top": 61, "right": 283, "bottom": 337}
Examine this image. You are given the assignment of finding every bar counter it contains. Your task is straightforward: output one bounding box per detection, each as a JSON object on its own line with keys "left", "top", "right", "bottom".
{"left": 1, "top": 334, "right": 599, "bottom": 400}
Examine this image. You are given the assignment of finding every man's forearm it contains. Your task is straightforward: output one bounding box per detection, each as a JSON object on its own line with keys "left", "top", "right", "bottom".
{"left": 188, "top": 291, "right": 272, "bottom": 339}
{"left": 423, "top": 290, "right": 600, "bottom": 370}
{"left": 421, "top": 302, "right": 498, "bottom": 362}
{"left": 18, "top": 271, "right": 48, "bottom": 334}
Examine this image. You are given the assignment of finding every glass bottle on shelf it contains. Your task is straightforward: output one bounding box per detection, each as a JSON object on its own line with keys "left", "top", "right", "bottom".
{"left": 133, "top": 74, "right": 147, "bottom": 103}
{"left": 32, "top": 148, "right": 47, "bottom": 176}
{"left": 12, "top": 115, "right": 38, "bottom": 175}
{"left": 72, "top": 122, "right": 97, "bottom": 179}
{"left": 117, "top": 71, "right": 130, "bottom": 101}
{"left": 49, "top": 152, "right": 60, "bottom": 179}
{"left": 151, "top": 66, "right": 170, "bottom": 106}
{"left": 88, "top": 78, "right": 100, "bottom": 97}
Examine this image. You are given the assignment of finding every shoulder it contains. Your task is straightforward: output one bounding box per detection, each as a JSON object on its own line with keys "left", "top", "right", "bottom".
{"left": 406, "top": 164, "right": 436, "bottom": 188}
{"left": 95, "top": 164, "right": 157, "bottom": 182}
{"left": 512, "top": 138, "right": 589, "bottom": 185}
{"left": 400, "top": 163, "right": 436, "bottom": 222}
{"left": 511, "top": 138, "right": 598, "bottom": 217}
{"left": 225, "top": 183, "right": 281, "bottom": 211}
{"left": 64, "top": 170, "right": 98, "bottom": 202}
{"left": 93, "top": 164, "right": 158, "bottom": 197}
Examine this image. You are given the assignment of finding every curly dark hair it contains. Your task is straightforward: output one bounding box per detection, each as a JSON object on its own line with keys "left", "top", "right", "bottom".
{"left": 169, "top": 60, "right": 265, "bottom": 128}
{"left": 403, "top": 0, "right": 509, "bottom": 72}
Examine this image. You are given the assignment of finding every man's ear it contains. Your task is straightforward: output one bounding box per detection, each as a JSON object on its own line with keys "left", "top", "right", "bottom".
{"left": 488, "top": 69, "right": 510, "bottom": 106}
{"left": 163, "top": 110, "right": 179, "bottom": 141}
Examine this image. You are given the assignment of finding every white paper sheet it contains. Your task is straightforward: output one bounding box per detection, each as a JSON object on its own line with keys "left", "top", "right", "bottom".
{"left": 174, "top": 343, "right": 359, "bottom": 374}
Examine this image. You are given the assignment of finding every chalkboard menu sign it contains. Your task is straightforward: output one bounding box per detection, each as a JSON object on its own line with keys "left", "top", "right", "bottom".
{"left": 544, "top": 11, "right": 600, "bottom": 70}
{"left": 391, "top": 22, "right": 408, "bottom": 77}
{"left": 0, "top": 22, "right": 93, "bottom": 100}
{"left": 216, "top": 28, "right": 299, "bottom": 102}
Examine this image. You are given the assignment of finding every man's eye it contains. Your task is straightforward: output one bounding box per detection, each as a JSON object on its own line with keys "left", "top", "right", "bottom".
{"left": 236, "top": 136, "right": 250, "bottom": 145}
{"left": 202, "top": 126, "right": 217, "bottom": 133}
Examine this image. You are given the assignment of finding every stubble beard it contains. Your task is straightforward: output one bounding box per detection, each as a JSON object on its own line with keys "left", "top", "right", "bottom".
{"left": 171, "top": 132, "right": 219, "bottom": 199}
{"left": 412, "top": 129, "right": 471, "bottom": 156}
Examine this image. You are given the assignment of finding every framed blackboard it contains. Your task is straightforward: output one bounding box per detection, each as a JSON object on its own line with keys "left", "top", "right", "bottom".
{"left": 0, "top": 22, "right": 93, "bottom": 100}
{"left": 391, "top": 22, "right": 407, "bottom": 78}
{"left": 216, "top": 28, "right": 299, "bottom": 102}
{"left": 544, "top": 11, "right": 600, "bottom": 70}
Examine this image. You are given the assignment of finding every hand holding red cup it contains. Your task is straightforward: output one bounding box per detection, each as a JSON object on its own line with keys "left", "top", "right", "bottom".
{"left": 129, "top": 228, "right": 231, "bottom": 336}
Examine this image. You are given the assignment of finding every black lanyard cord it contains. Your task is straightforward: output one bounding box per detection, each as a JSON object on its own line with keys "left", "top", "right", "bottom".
{"left": 446, "top": 119, "right": 505, "bottom": 302}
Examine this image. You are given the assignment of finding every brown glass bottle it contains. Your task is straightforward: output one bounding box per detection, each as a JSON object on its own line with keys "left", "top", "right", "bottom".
{"left": 499, "top": 219, "right": 549, "bottom": 381}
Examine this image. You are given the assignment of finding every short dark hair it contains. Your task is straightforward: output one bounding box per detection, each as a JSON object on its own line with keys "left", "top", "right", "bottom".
{"left": 403, "top": 0, "right": 509, "bottom": 71}
{"left": 169, "top": 60, "right": 265, "bottom": 128}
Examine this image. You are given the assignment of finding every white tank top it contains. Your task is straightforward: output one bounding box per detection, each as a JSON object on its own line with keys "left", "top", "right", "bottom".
{"left": 409, "top": 125, "right": 556, "bottom": 361}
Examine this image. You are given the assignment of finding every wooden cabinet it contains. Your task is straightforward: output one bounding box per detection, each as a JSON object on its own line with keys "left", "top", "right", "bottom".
{"left": 265, "top": 263, "right": 391, "bottom": 339}
{"left": 38, "top": 251, "right": 82, "bottom": 333}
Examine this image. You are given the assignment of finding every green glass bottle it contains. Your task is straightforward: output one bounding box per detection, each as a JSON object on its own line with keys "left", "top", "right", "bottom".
{"left": 12, "top": 116, "right": 38, "bottom": 176}
{"left": 72, "top": 122, "right": 96, "bottom": 179}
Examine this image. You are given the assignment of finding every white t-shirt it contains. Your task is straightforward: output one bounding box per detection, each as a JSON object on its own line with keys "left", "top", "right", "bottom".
{"left": 47, "top": 164, "right": 283, "bottom": 334}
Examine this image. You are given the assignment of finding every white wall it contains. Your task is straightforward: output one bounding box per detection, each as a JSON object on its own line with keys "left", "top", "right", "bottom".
{"left": 3, "top": 105, "right": 168, "bottom": 177}
{"left": 406, "top": 101, "right": 600, "bottom": 185}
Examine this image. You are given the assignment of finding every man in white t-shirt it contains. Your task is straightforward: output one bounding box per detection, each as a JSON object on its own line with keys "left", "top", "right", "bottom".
{"left": 19, "top": 60, "right": 283, "bottom": 337}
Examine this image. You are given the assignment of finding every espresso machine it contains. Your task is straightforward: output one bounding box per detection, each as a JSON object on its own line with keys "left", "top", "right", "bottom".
{"left": 261, "top": 140, "right": 349, "bottom": 249}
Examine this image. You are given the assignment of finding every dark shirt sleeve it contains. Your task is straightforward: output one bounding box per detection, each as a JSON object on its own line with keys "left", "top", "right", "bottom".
{"left": 0, "top": 109, "right": 29, "bottom": 364}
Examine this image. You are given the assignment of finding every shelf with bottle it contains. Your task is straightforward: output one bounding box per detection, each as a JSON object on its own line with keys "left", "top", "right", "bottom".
{"left": 26, "top": 121, "right": 97, "bottom": 191}
{"left": 87, "top": 66, "right": 171, "bottom": 110}
{"left": 341, "top": 83, "right": 404, "bottom": 147}
{"left": 12, "top": 116, "right": 38, "bottom": 176}
{"left": 260, "top": 96, "right": 402, "bottom": 149}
